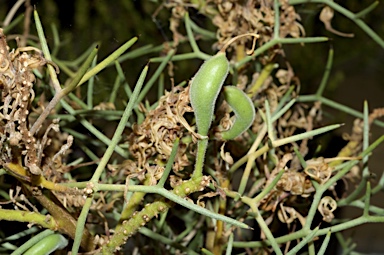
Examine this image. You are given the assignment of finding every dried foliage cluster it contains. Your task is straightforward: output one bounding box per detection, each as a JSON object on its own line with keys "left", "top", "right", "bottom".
{"left": 120, "top": 1, "right": 376, "bottom": 253}
{"left": 124, "top": 86, "right": 194, "bottom": 183}
{"left": 167, "top": 0, "right": 304, "bottom": 50}
{"left": 0, "top": 29, "right": 70, "bottom": 182}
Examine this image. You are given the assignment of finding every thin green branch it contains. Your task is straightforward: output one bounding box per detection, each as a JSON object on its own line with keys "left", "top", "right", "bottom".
{"left": 66, "top": 179, "right": 250, "bottom": 230}
{"left": 273, "top": 124, "right": 342, "bottom": 147}
{"left": 151, "top": 52, "right": 209, "bottom": 62}
{"left": 109, "top": 63, "right": 122, "bottom": 103}
{"left": 236, "top": 37, "right": 328, "bottom": 69}
{"left": 34, "top": 9, "right": 61, "bottom": 91}
{"left": 298, "top": 94, "right": 384, "bottom": 128}
{"left": 71, "top": 197, "right": 93, "bottom": 255}
{"left": 192, "top": 139, "right": 209, "bottom": 179}
{"left": 355, "top": 1, "right": 379, "bottom": 19}
{"left": 316, "top": 47, "right": 333, "bottom": 96}
{"left": 87, "top": 55, "right": 98, "bottom": 108}
{"left": 3, "top": 14, "right": 24, "bottom": 34}
{"left": 50, "top": 23, "right": 60, "bottom": 56}
{"left": 54, "top": 42, "right": 99, "bottom": 68}
{"left": 185, "top": 12, "right": 201, "bottom": 54}
{"left": 265, "top": 100, "right": 275, "bottom": 142}
{"left": 276, "top": 86, "right": 295, "bottom": 112}
{"left": 286, "top": 227, "right": 319, "bottom": 255}
{"left": 158, "top": 73, "right": 164, "bottom": 99}
{"left": 78, "top": 37, "right": 138, "bottom": 86}
{"left": 137, "top": 50, "right": 175, "bottom": 104}
{"left": 233, "top": 215, "right": 384, "bottom": 248}
{"left": 91, "top": 66, "right": 147, "bottom": 183}
{"left": 225, "top": 233, "right": 234, "bottom": 255}
{"left": 237, "top": 144, "right": 268, "bottom": 195}
{"left": 253, "top": 170, "right": 284, "bottom": 204}
{"left": 71, "top": 66, "right": 147, "bottom": 255}
{"left": 362, "top": 101, "right": 370, "bottom": 177}
{"left": 189, "top": 18, "right": 216, "bottom": 39}
{"left": 139, "top": 227, "right": 200, "bottom": 255}
{"left": 68, "top": 93, "right": 90, "bottom": 110}
{"left": 117, "top": 44, "right": 156, "bottom": 63}
{"left": 273, "top": 0, "right": 280, "bottom": 39}
{"left": 251, "top": 205, "right": 283, "bottom": 255}
{"left": 30, "top": 45, "right": 98, "bottom": 135}
{"left": 363, "top": 182, "right": 371, "bottom": 216}
{"left": 0, "top": 208, "right": 57, "bottom": 231}
{"left": 60, "top": 100, "right": 128, "bottom": 158}
{"left": 157, "top": 138, "right": 180, "bottom": 187}
{"left": 318, "top": 230, "right": 332, "bottom": 255}
{"left": 348, "top": 200, "right": 384, "bottom": 215}
{"left": 288, "top": 0, "right": 384, "bottom": 48}
{"left": 3, "top": 0, "right": 25, "bottom": 27}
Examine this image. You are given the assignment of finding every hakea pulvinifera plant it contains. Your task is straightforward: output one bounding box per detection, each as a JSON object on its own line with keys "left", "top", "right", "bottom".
{"left": 2, "top": 1, "right": 384, "bottom": 254}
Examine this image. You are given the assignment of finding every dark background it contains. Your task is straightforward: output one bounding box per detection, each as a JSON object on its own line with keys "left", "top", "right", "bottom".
{"left": 1, "top": 0, "right": 384, "bottom": 253}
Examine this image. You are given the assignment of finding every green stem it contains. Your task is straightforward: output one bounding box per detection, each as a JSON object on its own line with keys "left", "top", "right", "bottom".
{"left": 71, "top": 66, "right": 147, "bottom": 255}
{"left": 233, "top": 215, "right": 384, "bottom": 248}
{"left": 78, "top": 37, "right": 138, "bottom": 86}
{"left": 251, "top": 205, "right": 283, "bottom": 255}
{"left": 355, "top": 1, "right": 379, "bottom": 19}
{"left": 236, "top": 36, "right": 328, "bottom": 69}
{"left": 30, "top": 45, "right": 98, "bottom": 135}
{"left": 34, "top": 9, "right": 61, "bottom": 91}
{"left": 192, "top": 139, "right": 209, "bottom": 179}
{"left": 286, "top": 227, "right": 319, "bottom": 255}
{"left": 0, "top": 208, "right": 56, "bottom": 230}
{"left": 316, "top": 47, "right": 334, "bottom": 97}
{"left": 318, "top": 230, "right": 332, "bottom": 255}
{"left": 71, "top": 197, "right": 93, "bottom": 254}
{"left": 273, "top": 0, "right": 280, "bottom": 39}
{"left": 288, "top": 0, "right": 384, "bottom": 48}
{"left": 137, "top": 49, "right": 175, "bottom": 104}
{"left": 157, "top": 139, "right": 180, "bottom": 187}
{"left": 298, "top": 94, "right": 384, "bottom": 128}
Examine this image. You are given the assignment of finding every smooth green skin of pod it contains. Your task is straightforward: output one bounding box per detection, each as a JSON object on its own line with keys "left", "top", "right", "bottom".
{"left": 190, "top": 52, "right": 229, "bottom": 136}
{"left": 24, "top": 234, "right": 68, "bottom": 255}
{"left": 220, "top": 86, "right": 256, "bottom": 140}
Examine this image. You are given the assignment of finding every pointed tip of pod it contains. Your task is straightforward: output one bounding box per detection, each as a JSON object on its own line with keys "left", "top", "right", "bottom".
{"left": 219, "top": 86, "right": 256, "bottom": 140}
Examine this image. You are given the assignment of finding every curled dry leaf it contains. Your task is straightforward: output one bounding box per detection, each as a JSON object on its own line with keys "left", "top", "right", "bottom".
{"left": 126, "top": 86, "right": 195, "bottom": 182}
{"left": 276, "top": 170, "right": 314, "bottom": 196}
{"left": 320, "top": 6, "right": 354, "bottom": 38}
{"left": 304, "top": 157, "right": 333, "bottom": 184}
{"left": 278, "top": 205, "right": 298, "bottom": 224}
{"left": 277, "top": 204, "right": 307, "bottom": 227}
{"left": 318, "top": 196, "right": 337, "bottom": 223}
{"left": 197, "top": 191, "right": 220, "bottom": 208}
{"left": 93, "top": 102, "right": 116, "bottom": 111}
{"left": 163, "top": 0, "right": 305, "bottom": 51}
{"left": 220, "top": 143, "right": 234, "bottom": 165}
{"left": 0, "top": 29, "right": 71, "bottom": 180}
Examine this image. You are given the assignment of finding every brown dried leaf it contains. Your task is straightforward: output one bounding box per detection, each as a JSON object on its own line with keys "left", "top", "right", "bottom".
{"left": 320, "top": 6, "right": 354, "bottom": 38}
{"left": 318, "top": 196, "right": 337, "bottom": 222}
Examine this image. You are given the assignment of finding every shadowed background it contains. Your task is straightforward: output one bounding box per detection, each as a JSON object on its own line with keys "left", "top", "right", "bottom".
{"left": 1, "top": 0, "right": 384, "bottom": 253}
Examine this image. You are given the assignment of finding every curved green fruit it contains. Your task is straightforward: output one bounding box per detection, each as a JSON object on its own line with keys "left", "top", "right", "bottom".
{"left": 220, "top": 86, "right": 255, "bottom": 140}
{"left": 190, "top": 52, "right": 229, "bottom": 136}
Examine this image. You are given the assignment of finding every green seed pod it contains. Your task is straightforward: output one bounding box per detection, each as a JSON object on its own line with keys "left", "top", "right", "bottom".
{"left": 24, "top": 234, "right": 68, "bottom": 255}
{"left": 190, "top": 52, "right": 229, "bottom": 136}
{"left": 220, "top": 86, "right": 255, "bottom": 140}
